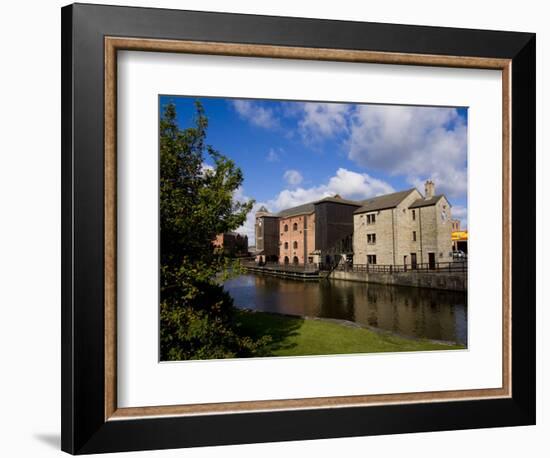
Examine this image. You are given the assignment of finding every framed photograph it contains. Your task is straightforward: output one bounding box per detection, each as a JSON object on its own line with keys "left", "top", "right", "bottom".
{"left": 61, "top": 3, "right": 536, "bottom": 454}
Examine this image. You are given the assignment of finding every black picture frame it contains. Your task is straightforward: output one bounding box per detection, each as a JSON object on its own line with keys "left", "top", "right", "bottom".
{"left": 61, "top": 3, "right": 536, "bottom": 454}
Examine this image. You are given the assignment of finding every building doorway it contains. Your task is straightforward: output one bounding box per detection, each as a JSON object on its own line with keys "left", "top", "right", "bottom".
{"left": 428, "top": 252, "right": 436, "bottom": 270}
{"left": 292, "top": 256, "right": 299, "bottom": 265}
{"left": 403, "top": 255, "right": 408, "bottom": 271}
{"left": 284, "top": 256, "right": 289, "bottom": 265}
{"left": 411, "top": 253, "right": 417, "bottom": 269}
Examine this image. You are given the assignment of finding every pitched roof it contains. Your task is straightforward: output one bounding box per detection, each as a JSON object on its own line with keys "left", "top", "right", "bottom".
{"left": 316, "top": 196, "right": 363, "bottom": 207}
{"left": 276, "top": 202, "right": 316, "bottom": 218}
{"left": 354, "top": 189, "right": 416, "bottom": 214}
{"left": 408, "top": 195, "right": 445, "bottom": 209}
{"left": 276, "top": 196, "right": 363, "bottom": 218}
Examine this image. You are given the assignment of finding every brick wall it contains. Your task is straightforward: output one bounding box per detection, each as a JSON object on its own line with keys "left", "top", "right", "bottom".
{"left": 279, "top": 213, "right": 314, "bottom": 264}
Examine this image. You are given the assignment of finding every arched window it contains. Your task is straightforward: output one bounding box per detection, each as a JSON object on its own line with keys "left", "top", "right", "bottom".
{"left": 293, "top": 241, "right": 298, "bottom": 249}
{"left": 293, "top": 222, "right": 298, "bottom": 231}
{"left": 284, "top": 242, "right": 289, "bottom": 249}
{"left": 284, "top": 256, "right": 289, "bottom": 265}
{"left": 284, "top": 224, "right": 288, "bottom": 232}
{"left": 292, "top": 256, "right": 299, "bottom": 265}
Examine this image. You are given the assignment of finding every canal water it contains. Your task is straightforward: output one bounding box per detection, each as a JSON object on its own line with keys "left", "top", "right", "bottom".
{"left": 223, "top": 273, "right": 467, "bottom": 345}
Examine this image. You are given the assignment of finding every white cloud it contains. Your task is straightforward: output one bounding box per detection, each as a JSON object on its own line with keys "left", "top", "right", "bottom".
{"left": 236, "top": 204, "right": 259, "bottom": 246}
{"left": 268, "top": 168, "right": 393, "bottom": 222}
{"left": 200, "top": 162, "right": 214, "bottom": 175}
{"left": 348, "top": 105, "right": 467, "bottom": 199}
{"left": 298, "top": 102, "right": 350, "bottom": 143}
{"left": 283, "top": 169, "right": 303, "bottom": 186}
{"left": 233, "top": 186, "right": 247, "bottom": 203}
{"left": 266, "top": 148, "right": 280, "bottom": 162}
{"left": 291, "top": 103, "right": 466, "bottom": 201}
{"left": 231, "top": 187, "right": 256, "bottom": 246}
{"left": 267, "top": 187, "right": 332, "bottom": 212}
{"left": 326, "top": 168, "right": 395, "bottom": 199}
{"left": 232, "top": 100, "right": 278, "bottom": 129}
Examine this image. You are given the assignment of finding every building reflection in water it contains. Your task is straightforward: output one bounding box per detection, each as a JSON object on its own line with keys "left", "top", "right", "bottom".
{"left": 223, "top": 274, "right": 467, "bottom": 345}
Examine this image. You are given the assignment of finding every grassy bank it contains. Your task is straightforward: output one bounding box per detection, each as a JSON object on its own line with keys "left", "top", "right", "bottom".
{"left": 234, "top": 309, "right": 465, "bottom": 357}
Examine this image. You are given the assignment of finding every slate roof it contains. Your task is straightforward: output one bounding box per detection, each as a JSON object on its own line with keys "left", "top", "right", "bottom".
{"left": 276, "top": 202, "right": 316, "bottom": 218}
{"left": 354, "top": 189, "right": 416, "bottom": 214}
{"left": 316, "top": 196, "right": 363, "bottom": 206}
{"left": 276, "top": 196, "right": 362, "bottom": 219}
{"left": 275, "top": 189, "right": 449, "bottom": 218}
{"left": 408, "top": 195, "right": 446, "bottom": 209}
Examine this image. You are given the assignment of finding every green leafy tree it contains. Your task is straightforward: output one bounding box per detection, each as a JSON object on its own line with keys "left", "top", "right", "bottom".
{"left": 159, "top": 101, "right": 267, "bottom": 360}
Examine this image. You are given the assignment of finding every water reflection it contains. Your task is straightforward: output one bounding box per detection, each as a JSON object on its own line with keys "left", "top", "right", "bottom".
{"left": 223, "top": 274, "right": 467, "bottom": 345}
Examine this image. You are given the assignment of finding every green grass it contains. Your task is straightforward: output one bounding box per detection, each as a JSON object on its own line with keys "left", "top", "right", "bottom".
{"left": 234, "top": 310, "right": 465, "bottom": 357}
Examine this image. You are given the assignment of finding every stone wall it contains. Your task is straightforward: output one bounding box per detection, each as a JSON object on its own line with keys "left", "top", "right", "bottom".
{"left": 353, "top": 190, "right": 453, "bottom": 268}
{"left": 394, "top": 189, "right": 423, "bottom": 266}
{"left": 436, "top": 199, "right": 453, "bottom": 263}
{"left": 330, "top": 269, "right": 467, "bottom": 292}
{"left": 353, "top": 207, "right": 394, "bottom": 265}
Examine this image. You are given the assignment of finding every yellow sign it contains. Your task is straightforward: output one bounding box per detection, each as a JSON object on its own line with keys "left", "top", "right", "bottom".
{"left": 452, "top": 231, "right": 468, "bottom": 241}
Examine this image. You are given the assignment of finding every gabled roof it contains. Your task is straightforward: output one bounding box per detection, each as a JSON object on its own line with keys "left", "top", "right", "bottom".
{"left": 354, "top": 189, "right": 416, "bottom": 214}
{"left": 408, "top": 195, "right": 446, "bottom": 209}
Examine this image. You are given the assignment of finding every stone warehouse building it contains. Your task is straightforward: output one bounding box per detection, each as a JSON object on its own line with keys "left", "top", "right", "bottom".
{"left": 254, "top": 180, "right": 454, "bottom": 268}
{"left": 353, "top": 181, "right": 453, "bottom": 268}
{"left": 254, "top": 196, "right": 362, "bottom": 265}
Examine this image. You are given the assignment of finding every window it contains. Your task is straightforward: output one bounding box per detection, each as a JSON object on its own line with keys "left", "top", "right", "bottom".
{"left": 284, "top": 224, "right": 288, "bottom": 232}
{"left": 412, "top": 231, "right": 417, "bottom": 241}
{"left": 308, "top": 256, "right": 314, "bottom": 264}
{"left": 293, "top": 222, "right": 298, "bottom": 231}
{"left": 367, "top": 255, "right": 377, "bottom": 265}
{"left": 412, "top": 209, "right": 416, "bottom": 221}
{"left": 367, "top": 233, "right": 376, "bottom": 244}
{"left": 293, "top": 241, "right": 298, "bottom": 249}
{"left": 284, "top": 242, "right": 288, "bottom": 249}
{"left": 366, "top": 214, "right": 376, "bottom": 224}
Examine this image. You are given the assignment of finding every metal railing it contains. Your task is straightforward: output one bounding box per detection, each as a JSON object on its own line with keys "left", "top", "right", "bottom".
{"left": 240, "top": 260, "right": 319, "bottom": 273}
{"left": 323, "top": 261, "right": 467, "bottom": 274}
{"left": 241, "top": 259, "right": 467, "bottom": 274}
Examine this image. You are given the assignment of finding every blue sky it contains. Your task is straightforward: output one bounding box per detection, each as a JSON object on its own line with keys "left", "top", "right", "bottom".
{"left": 160, "top": 96, "right": 468, "bottom": 243}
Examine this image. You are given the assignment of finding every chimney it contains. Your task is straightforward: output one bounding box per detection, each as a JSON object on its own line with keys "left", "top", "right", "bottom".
{"left": 424, "top": 180, "right": 435, "bottom": 199}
